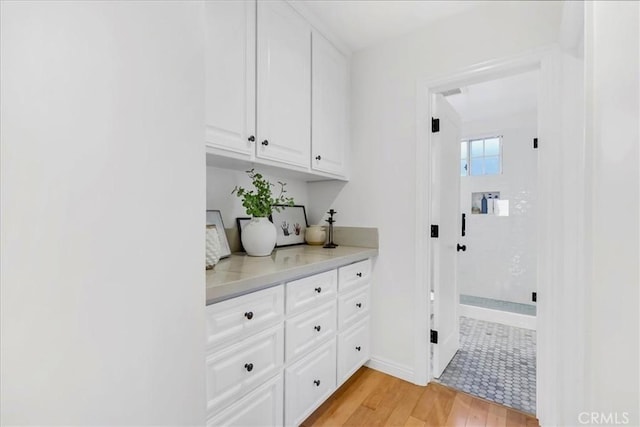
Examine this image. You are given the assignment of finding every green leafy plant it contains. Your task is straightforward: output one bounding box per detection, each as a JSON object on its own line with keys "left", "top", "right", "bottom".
{"left": 232, "top": 169, "right": 294, "bottom": 217}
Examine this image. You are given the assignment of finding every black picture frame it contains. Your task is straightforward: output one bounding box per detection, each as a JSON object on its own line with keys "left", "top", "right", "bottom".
{"left": 236, "top": 217, "right": 251, "bottom": 241}
{"left": 206, "top": 210, "right": 231, "bottom": 258}
{"left": 270, "top": 205, "right": 308, "bottom": 247}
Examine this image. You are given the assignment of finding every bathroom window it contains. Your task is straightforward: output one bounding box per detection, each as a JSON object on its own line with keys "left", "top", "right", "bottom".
{"left": 460, "top": 136, "right": 502, "bottom": 176}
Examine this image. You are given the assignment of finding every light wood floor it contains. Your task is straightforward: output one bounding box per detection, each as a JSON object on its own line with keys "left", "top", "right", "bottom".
{"left": 302, "top": 367, "right": 539, "bottom": 427}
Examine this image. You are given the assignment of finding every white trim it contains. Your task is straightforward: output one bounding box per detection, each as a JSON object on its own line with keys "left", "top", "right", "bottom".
{"left": 458, "top": 304, "right": 537, "bottom": 331}
{"left": 365, "top": 356, "right": 414, "bottom": 384}
{"left": 414, "top": 45, "right": 569, "bottom": 426}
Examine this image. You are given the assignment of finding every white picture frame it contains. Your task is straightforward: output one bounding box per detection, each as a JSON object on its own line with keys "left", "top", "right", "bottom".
{"left": 206, "top": 210, "right": 231, "bottom": 258}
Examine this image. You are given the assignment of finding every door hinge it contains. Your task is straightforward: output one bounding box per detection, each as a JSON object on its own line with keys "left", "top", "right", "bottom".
{"left": 430, "top": 330, "right": 438, "bottom": 344}
{"left": 431, "top": 117, "right": 440, "bottom": 133}
{"left": 430, "top": 224, "right": 439, "bottom": 238}
{"left": 533, "top": 138, "right": 538, "bottom": 149}
{"left": 532, "top": 292, "right": 537, "bottom": 302}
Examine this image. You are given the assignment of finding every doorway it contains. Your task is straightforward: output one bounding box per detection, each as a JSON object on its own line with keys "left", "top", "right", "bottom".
{"left": 430, "top": 70, "right": 539, "bottom": 414}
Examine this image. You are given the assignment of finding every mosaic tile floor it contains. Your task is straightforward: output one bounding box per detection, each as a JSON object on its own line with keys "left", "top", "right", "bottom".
{"left": 436, "top": 316, "right": 537, "bottom": 414}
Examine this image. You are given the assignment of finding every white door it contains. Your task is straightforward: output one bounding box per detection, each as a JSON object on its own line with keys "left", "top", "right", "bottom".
{"left": 311, "top": 31, "right": 349, "bottom": 177}
{"left": 257, "top": 0, "right": 311, "bottom": 169}
{"left": 431, "top": 94, "right": 462, "bottom": 378}
{"left": 204, "top": 0, "right": 256, "bottom": 157}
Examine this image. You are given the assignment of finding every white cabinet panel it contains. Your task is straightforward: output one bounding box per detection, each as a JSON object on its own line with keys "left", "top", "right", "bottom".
{"left": 205, "top": 0, "right": 255, "bottom": 157}
{"left": 257, "top": 0, "right": 311, "bottom": 169}
{"left": 207, "top": 374, "right": 283, "bottom": 427}
{"left": 311, "top": 31, "right": 349, "bottom": 177}
{"left": 338, "top": 285, "right": 370, "bottom": 331}
{"left": 206, "top": 325, "right": 284, "bottom": 414}
{"left": 286, "top": 269, "right": 337, "bottom": 315}
{"left": 285, "top": 300, "right": 336, "bottom": 362}
{"left": 338, "top": 259, "right": 372, "bottom": 293}
{"left": 285, "top": 339, "right": 337, "bottom": 426}
{"left": 337, "top": 317, "right": 370, "bottom": 387}
{"left": 206, "top": 285, "right": 284, "bottom": 350}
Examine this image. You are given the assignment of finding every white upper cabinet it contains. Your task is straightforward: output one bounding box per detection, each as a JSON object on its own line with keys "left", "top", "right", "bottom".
{"left": 204, "top": 0, "right": 256, "bottom": 158}
{"left": 311, "top": 31, "right": 349, "bottom": 177}
{"left": 256, "top": 1, "right": 311, "bottom": 169}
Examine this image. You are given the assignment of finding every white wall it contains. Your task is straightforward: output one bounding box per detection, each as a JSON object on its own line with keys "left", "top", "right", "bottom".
{"left": 458, "top": 111, "right": 538, "bottom": 306}
{"left": 206, "top": 166, "right": 309, "bottom": 228}
{"left": 0, "top": 2, "right": 206, "bottom": 425}
{"left": 309, "top": 1, "right": 562, "bottom": 374}
{"left": 584, "top": 1, "right": 639, "bottom": 424}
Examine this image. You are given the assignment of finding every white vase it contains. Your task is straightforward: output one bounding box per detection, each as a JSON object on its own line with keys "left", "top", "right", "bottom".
{"left": 241, "top": 217, "right": 277, "bottom": 256}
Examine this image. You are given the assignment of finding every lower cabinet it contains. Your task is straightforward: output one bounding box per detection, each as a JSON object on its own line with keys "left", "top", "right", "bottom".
{"left": 206, "top": 259, "right": 373, "bottom": 426}
{"left": 285, "top": 339, "right": 337, "bottom": 426}
{"left": 207, "top": 374, "right": 284, "bottom": 427}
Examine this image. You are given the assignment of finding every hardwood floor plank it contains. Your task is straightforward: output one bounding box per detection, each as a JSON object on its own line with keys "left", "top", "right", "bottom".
{"left": 303, "top": 368, "right": 540, "bottom": 427}
{"left": 485, "top": 404, "right": 508, "bottom": 427}
{"left": 465, "top": 398, "right": 490, "bottom": 427}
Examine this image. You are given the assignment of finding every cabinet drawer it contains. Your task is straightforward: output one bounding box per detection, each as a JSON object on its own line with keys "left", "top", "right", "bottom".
{"left": 337, "top": 317, "right": 370, "bottom": 386}
{"left": 206, "top": 285, "right": 284, "bottom": 350}
{"left": 206, "top": 325, "right": 284, "bottom": 414}
{"left": 338, "top": 259, "right": 371, "bottom": 293}
{"left": 285, "top": 339, "right": 337, "bottom": 426}
{"left": 338, "top": 285, "right": 370, "bottom": 331}
{"left": 207, "top": 374, "right": 283, "bottom": 427}
{"left": 285, "top": 300, "right": 337, "bottom": 362}
{"left": 286, "top": 270, "right": 337, "bottom": 315}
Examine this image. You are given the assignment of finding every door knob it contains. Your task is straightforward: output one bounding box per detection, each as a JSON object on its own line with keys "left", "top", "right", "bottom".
{"left": 261, "top": 140, "right": 269, "bottom": 146}
{"left": 315, "top": 155, "right": 321, "bottom": 160}
{"left": 457, "top": 244, "right": 467, "bottom": 252}
{"left": 247, "top": 135, "right": 255, "bottom": 142}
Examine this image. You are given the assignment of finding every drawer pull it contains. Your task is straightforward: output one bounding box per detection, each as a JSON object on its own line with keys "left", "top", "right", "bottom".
{"left": 355, "top": 346, "right": 361, "bottom": 352}
{"left": 356, "top": 272, "right": 363, "bottom": 278}
{"left": 244, "top": 311, "right": 254, "bottom": 320}
{"left": 244, "top": 363, "right": 254, "bottom": 372}
{"left": 314, "top": 287, "right": 322, "bottom": 293}
{"left": 313, "top": 380, "right": 321, "bottom": 387}
{"left": 356, "top": 303, "right": 362, "bottom": 308}
{"left": 314, "top": 325, "right": 322, "bottom": 332}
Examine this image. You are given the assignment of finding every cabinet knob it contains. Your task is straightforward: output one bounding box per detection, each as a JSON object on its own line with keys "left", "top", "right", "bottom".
{"left": 355, "top": 346, "right": 361, "bottom": 352}
{"left": 248, "top": 135, "right": 255, "bottom": 142}
{"left": 314, "top": 287, "right": 322, "bottom": 293}
{"left": 314, "top": 325, "right": 321, "bottom": 332}
{"left": 315, "top": 155, "right": 322, "bottom": 161}
{"left": 244, "top": 363, "right": 254, "bottom": 372}
{"left": 313, "top": 380, "right": 321, "bottom": 386}
{"left": 356, "top": 272, "right": 363, "bottom": 278}
{"left": 244, "top": 311, "right": 253, "bottom": 320}
{"left": 356, "top": 303, "right": 362, "bottom": 308}
{"left": 261, "top": 140, "right": 269, "bottom": 146}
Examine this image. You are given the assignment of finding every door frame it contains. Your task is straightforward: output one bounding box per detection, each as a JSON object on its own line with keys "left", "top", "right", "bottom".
{"left": 414, "top": 46, "right": 580, "bottom": 424}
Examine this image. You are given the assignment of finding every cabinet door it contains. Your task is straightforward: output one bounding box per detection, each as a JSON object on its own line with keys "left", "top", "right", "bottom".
{"left": 205, "top": 0, "right": 255, "bottom": 157}
{"left": 337, "top": 317, "right": 370, "bottom": 387}
{"left": 286, "top": 269, "right": 337, "bottom": 315}
{"left": 285, "top": 300, "right": 337, "bottom": 362}
{"left": 257, "top": 0, "right": 311, "bottom": 169}
{"left": 311, "top": 31, "right": 349, "bottom": 176}
{"left": 207, "top": 374, "right": 283, "bottom": 427}
{"left": 285, "top": 339, "right": 337, "bottom": 426}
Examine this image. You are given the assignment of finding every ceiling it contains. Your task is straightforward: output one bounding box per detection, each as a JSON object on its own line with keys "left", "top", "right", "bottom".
{"left": 299, "top": 0, "right": 484, "bottom": 52}
{"left": 444, "top": 70, "right": 539, "bottom": 123}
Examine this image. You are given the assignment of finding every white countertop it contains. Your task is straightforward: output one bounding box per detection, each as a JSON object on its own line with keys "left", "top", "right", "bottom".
{"left": 206, "top": 245, "right": 378, "bottom": 305}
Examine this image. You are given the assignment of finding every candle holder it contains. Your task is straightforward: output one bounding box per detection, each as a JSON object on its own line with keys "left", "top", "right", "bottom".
{"left": 323, "top": 209, "right": 338, "bottom": 249}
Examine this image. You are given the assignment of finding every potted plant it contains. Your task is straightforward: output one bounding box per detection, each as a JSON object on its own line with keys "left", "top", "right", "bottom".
{"left": 232, "top": 169, "right": 294, "bottom": 256}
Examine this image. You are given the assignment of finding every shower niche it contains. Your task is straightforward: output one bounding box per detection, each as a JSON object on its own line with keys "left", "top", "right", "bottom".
{"left": 471, "top": 191, "right": 508, "bottom": 216}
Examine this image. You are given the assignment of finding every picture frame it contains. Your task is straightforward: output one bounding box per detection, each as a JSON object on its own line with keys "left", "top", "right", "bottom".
{"left": 270, "top": 205, "right": 308, "bottom": 247}
{"left": 236, "top": 217, "right": 251, "bottom": 241}
{"left": 206, "top": 210, "right": 231, "bottom": 258}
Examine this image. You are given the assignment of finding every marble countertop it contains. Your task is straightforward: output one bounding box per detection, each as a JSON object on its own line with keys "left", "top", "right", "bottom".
{"left": 206, "top": 245, "right": 378, "bottom": 305}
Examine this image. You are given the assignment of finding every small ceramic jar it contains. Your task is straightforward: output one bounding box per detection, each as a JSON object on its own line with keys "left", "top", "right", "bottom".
{"left": 305, "top": 225, "right": 326, "bottom": 246}
{"left": 206, "top": 225, "right": 221, "bottom": 269}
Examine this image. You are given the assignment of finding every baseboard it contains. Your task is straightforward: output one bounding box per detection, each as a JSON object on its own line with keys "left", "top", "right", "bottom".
{"left": 365, "top": 356, "right": 415, "bottom": 383}
{"left": 459, "top": 303, "right": 537, "bottom": 330}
